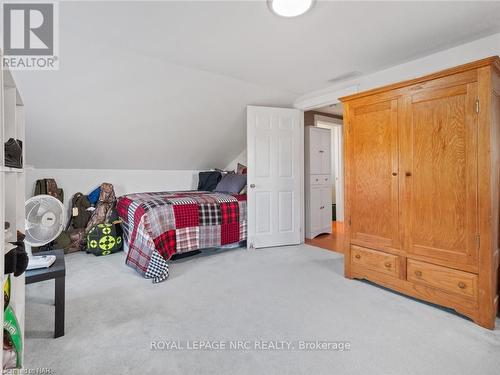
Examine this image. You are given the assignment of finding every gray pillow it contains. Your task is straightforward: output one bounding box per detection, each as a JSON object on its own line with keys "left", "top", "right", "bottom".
{"left": 214, "top": 173, "right": 247, "bottom": 194}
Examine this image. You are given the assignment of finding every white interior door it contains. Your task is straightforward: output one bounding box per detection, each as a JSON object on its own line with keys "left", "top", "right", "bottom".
{"left": 247, "top": 106, "right": 303, "bottom": 248}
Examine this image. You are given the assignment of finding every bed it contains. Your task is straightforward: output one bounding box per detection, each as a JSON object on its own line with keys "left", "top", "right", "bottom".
{"left": 116, "top": 190, "right": 247, "bottom": 282}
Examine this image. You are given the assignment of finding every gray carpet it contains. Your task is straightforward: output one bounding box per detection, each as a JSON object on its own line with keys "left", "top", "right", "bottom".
{"left": 25, "top": 245, "right": 500, "bottom": 375}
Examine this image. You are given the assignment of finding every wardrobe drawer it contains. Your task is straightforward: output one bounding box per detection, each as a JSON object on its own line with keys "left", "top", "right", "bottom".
{"left": 407, "top": 259, "right": 477, "bottom": 299}
{"left": 351, "top": 245, "right": 398, "bottom": 277}
{"left": 310, "top": 175, "right": 330, "bottom": 185}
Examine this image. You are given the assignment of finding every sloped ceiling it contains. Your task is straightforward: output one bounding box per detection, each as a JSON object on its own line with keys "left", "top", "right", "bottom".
{"left": 14, "top": 1, "right": 500, "bottom": 169}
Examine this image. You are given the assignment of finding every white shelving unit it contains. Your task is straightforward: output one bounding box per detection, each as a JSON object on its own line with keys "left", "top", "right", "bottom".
{"left": 1, "top": 50, "right": 26, "bottom": 370}
{"left": 305, "top": 126, "right": 332, "bottom": 239}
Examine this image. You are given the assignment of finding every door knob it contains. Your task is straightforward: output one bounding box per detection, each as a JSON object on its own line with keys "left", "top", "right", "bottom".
{"left": 405, "top": 172, "right": 412, "bottom": 177}
{"left": 249, "top": 184, "right": 256, "bottom": 188}
{"left": 392, "top": 172, "right": 398, "bottom": 176}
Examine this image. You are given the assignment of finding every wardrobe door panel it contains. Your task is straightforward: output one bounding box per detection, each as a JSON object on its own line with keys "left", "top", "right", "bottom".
{"left": 403, "top": 82, "right": 478, "bottom": 268}
{"left": 348, "top": 99, "right": 400, "bottom": 250}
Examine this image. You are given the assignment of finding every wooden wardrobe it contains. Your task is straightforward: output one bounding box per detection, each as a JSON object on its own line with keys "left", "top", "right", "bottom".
{"left": 340, "top": 57, "right": 500, "bottom": 329}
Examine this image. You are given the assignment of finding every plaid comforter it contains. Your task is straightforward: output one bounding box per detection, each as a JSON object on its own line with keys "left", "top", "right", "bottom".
{"left": 117, "top": 191, "right": 247, "bottom": 283}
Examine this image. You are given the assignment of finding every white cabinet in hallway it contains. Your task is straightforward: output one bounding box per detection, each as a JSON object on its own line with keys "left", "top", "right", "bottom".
{"left": 305, "top": 127, "right": 332, "bottom": 239}
{"left": 320, "top": 186, "right": 332, "bottom": 229}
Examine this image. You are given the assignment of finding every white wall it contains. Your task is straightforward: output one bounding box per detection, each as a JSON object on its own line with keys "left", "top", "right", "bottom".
{"left": 295, "top": 32, "right": 500, "bottom": 109}
{"left": 26, "top": 168, "right": 200, "bottom": 211}
{"left": 14, "top": 3, "right": 297, "bottom": 171}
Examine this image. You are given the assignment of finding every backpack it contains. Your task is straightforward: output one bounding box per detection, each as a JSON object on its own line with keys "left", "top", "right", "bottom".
{"left": 52, "top": 193, "right": 93, "bottom": 254}
{"left": 67, "top": 193, "right": 91, "bottom": 230}
{"left": 85, "top": 183, "right": 117, "bottom": 234}
{"left": 87, "top": 186, "right": 101, "bottom": 205}
{"left": 34, "top": 179, "right": 64, "bottom": 203}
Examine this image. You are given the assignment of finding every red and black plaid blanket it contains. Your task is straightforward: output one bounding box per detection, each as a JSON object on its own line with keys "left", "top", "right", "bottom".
{"left": 117, "top": 191, "right": 247, "bottom": 282}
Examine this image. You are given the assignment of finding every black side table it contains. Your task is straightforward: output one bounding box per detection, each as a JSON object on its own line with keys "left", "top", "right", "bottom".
{"left": 26, "top": 250, "right": 66, "bottom": 338}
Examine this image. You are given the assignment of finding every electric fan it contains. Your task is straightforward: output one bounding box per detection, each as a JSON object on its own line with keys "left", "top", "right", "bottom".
{"left": 24, "top": 195, "right": 66, "bottom": 270}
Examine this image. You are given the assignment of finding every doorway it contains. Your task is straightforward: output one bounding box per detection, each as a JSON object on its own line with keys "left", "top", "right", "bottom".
{"left": 303, "top": 103, "right": 345, "bottom": 253}
{"left": 315, "top": 117, "right": 343, "bottom": 221}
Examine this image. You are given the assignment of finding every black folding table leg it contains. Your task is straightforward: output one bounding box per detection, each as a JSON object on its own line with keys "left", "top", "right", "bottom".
{"left": 54, "top": 276, "right": 65, "bottom": 338}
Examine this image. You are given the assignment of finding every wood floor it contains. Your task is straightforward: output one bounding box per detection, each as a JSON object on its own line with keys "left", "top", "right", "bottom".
{"left": 305, "top": 221, "right": 345, "bottom": 254}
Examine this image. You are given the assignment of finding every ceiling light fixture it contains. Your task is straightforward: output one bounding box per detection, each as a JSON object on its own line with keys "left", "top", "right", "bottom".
{"left": 267, "top": 0, "right": 315, "bottom": 18}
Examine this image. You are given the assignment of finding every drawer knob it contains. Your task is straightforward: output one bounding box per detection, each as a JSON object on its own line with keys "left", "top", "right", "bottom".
{"left": 414, "top": 270, "right": 422, "bottom": 277}
{"left": 458, "top": 282, "right": 466, "bottom": 289}
{"left": 355, "top": 254, "right": 361, "bottom": 259}
{"left": 392, "top": 172, "right": 397, "bottom": 176}
{"left": 384, "top": 262, "right": 392, "bottom": 268}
